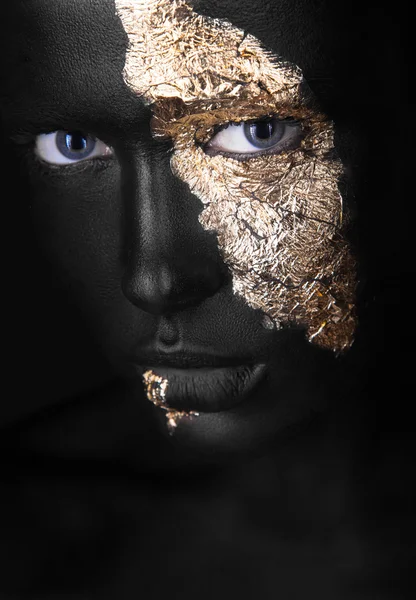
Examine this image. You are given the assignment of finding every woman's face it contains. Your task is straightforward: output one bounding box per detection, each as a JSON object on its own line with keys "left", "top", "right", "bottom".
{"left": 1, "top": 0, "right": 364, "bottom": 456}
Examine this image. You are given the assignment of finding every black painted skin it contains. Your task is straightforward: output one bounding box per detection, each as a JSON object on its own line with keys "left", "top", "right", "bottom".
{"left": 0, "top": 1, "right": 410, "bottom": 597}
{"left": 0, "top": 0, "right": 362, "bottom": 454}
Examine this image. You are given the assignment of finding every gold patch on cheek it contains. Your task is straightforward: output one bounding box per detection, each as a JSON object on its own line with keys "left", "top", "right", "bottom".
{"left": 115, "top": 0, "right": 357, "bottom": 352}
{"left": 170, "top": 122, "right": 356, "bottom": 352}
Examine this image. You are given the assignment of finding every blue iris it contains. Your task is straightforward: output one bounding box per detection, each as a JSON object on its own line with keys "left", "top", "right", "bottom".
{"left": 55, "top": 131, "right": 97, "bottom": 160}
{"left": 243, "top": 119, "right": 285, "bottom": 149}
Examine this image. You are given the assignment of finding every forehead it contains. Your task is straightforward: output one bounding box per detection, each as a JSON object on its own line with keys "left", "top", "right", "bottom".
{"left": 0, "top": 0, "right": 359, "bottom": 131}
{"left": 195, "top": 0, "right": 340, "bottom": 77}
{"left": 0, "top": 0, "right": 344, "bottom": 81}
{"left": 2, "top": 0, "right": 334, "bottom": 48}
{"left": 0, "top": 0, "right": 129, "bottom": 130}
{"left": 115, "top": 0, "right": 305, "bottom": 108}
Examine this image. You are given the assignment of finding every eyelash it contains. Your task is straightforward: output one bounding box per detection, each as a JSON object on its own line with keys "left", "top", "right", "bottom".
{"left": 205, "top": 136, "right": 300, "bottom": 160}
{"left": 12, "top": 140, "right": 114, "bottom": 181}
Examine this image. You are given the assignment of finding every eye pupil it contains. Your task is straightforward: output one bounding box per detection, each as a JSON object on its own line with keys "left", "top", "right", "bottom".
{"left": 66, "top": 132, "right": 88, "bottom": 152}
{"left": 253, "top": 121, "right": 275, "bottom": 140}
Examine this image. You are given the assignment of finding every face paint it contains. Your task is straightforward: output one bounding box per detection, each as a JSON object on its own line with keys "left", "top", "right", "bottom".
{"left": 143, "top": 369, "right": 198, "bottom": 432}
{"left": 116, "top": 0, "right": 357, "bottom": 354}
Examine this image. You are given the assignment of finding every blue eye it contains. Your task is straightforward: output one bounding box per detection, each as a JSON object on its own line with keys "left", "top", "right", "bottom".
{"left": 205, "top": 117, "right": 301, "bottom": 158}
{"left": 35, "top": 130, "right": 113, "bottom": 165}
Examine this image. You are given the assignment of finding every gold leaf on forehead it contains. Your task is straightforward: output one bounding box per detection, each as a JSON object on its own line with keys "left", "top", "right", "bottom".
{"left": 115, "top": 0, "right": 303, "bottom": 103}
{"left": 115, "top": 0, "right": 357, "bottom": 352}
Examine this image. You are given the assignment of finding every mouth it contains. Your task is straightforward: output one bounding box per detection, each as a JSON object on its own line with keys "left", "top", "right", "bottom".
{"left": 129, "top": 351, "right": 267, "bottom": 414}
{"left": 141, "top": 363, "right": 266, "bottom": 412}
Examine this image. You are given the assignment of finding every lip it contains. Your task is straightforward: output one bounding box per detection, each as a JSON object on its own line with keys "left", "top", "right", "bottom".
{"left": 130, "top": 348, "right": 258, "bottom": 369}
{"left": 132, "top": 362, "right": 267, "bottom": 413}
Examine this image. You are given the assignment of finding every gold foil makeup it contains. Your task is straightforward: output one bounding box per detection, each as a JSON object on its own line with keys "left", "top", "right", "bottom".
{"left": 143, "top": 369, "right": 198, "bottom": 432}
{"left": 116, "top": 0, "right": 357, "bottom": 352}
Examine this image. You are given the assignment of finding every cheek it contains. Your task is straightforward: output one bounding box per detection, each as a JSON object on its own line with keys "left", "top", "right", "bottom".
{"left": 171, "top": 141, "right": 356, "bottom": 352}
{"left": 25, "top": 161, "right": 158, "bottom": 368}
{"left": 26, "top": 162, "right": 133, "bottom": 341}
{"left": 29, "top": 163, "right": 122, "bottom": 287}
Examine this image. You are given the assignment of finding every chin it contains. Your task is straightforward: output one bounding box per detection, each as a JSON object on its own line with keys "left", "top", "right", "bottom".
{"left": 150, "top": 398, "right": 321, "bottom": 462}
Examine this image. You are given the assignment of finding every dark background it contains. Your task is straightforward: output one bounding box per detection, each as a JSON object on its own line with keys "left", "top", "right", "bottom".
{"left": 0, "top": 1, "right": 413, "bottom": 598}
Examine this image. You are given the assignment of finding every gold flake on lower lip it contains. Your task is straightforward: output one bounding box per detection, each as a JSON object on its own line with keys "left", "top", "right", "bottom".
{"left": 142, "top": 369, "right": 199, "bottom": 433}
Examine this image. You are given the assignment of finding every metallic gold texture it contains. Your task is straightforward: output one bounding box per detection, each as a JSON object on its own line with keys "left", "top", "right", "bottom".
{"left": 116, "top": 0, "right": 357, "bottom": 352}
{"left": 143, "top": 370, "right": 198, "bottom": 432}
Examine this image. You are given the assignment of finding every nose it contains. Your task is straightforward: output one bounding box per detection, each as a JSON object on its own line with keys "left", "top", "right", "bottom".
{"left": 121, "top": 148, "right": 227, "bottom": 315}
